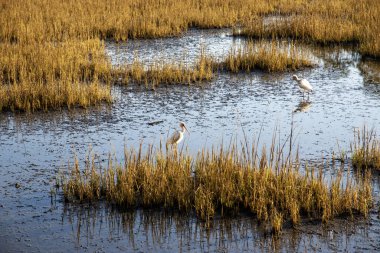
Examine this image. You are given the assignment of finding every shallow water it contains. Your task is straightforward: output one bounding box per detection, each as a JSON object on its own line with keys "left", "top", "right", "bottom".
{"left": 1, "top": 29, "right": 380, "bottom": 252}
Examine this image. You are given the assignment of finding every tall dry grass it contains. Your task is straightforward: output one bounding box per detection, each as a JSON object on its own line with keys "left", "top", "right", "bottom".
{"left": 61, "top": 140, "right": 372, "bottom": 234}
{"left": 237, "top": 15, "right": 361, "bottom": 46}
{"left": 0, "top": 0, "right": 290, "bottom": 43}
{"left": 112, "top": 42, "right": 312, "bottom": 88}
{"left": 113, "top": 52, "right": 214, "bottom": 88}
{"left": 1, "top": 0, "right": 378, "bottom": 112}
{"left": 236, "top": 0, "right": 380, "bottom": 58}
{"left": 217, "top": 41, "right": 313, "bottom": 73}
{"left": 351, "top": 127, "right": 380, "bottom": 171}
{"left": 0, "top": 39, "right": 112, "bottom": 112}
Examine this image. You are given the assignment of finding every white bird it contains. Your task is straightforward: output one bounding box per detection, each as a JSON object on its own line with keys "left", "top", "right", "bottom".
{"left": 292, "top": 75, "right": 313, "bottom": 100}
{"left": 166, "top": 122, "right": 190, "bottom": 146}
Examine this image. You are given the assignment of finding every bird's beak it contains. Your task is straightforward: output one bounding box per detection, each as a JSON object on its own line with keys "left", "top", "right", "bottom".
{"left": 184, "top": 125, "right": 190, "bottom": 135}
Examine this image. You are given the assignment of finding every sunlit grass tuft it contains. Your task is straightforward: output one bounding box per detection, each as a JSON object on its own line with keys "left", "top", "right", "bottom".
{"left": 351, "top": 127, "right": 380, "bottom": 171}
{"left": 113, "top": 53, "right": 214, "bottom": 87}
{"left": 61, "top": 139, "right": 372, "bottom": 234}
{"left": 0, "top": 39, "right": 112, "bottom": 112}
{"left": 217, "top": 41, "right": 313, "bottom": 72}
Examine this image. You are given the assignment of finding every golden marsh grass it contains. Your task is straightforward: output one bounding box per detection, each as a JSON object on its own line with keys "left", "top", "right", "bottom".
{"left": 112, "top": 42, "right": 312, "bottom": 87}
{"left": 237, "top": 15, "right": 361, "bottom": 45}
{"left": 0, "top": 39, "right": 112, "bottom": 112}
{"left": 61, "top": 141, "right": 372, "bottom": 234}
{"left": 113, "top": 53, "right": 214, "bottom": 87}
{"left": 1, "top": 0, "right": 378, "bottom": 112}
{"left": 217, "top": 41, "right": 313, "bottom": 73}
{"left": 352, "top": 127, "right": 380, "bottom": 171}
{"left": 236, "top": 0, "right": 380, "bottom": 57}
{"left": 0, "top": 0, "right": 282, "bottom": 42}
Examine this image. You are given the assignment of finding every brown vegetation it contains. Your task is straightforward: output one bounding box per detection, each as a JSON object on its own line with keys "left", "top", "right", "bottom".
{"left": 352, "top": 127, "right": 380, "bottom": 171}
{"left": 0, "top": 0, "right": 377, "bottom": 112}
{"left": 61, "top": 141, "right": 372, "bottom": 234}
{"left": 113, "top": 53, "right": 214, "bottom": 87}
{"left": 217, "top": 41, "right": 313, "bottom": 73}
{"left": 236, "top": 0, "right": 380, "bottom": 57}
{"left": 111, "top": 42, "right": 313, "bottom": 88}
{"left": 0, "top": 39, "right": 112, "bottom": 112}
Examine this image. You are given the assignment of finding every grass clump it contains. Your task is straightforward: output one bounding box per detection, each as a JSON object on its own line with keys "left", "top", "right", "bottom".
{"left": 113, "top": 53, "right": 214, "bottom": 87}
{"left": 217, "top": 41, "right": 313, "bottom": 72}
{"left": 238, "top": 15, "right": 361, "bottom": 46}
{"left": 351, "top": 127, "right": 380, "bottom": 171}
{"left": 235, "top": 0, "right": 380, "bottom": 58}
{"left": 0, "top": 39, "right": 112, "bottom": 112}
{"left": 60, "top": 140, "right": 372, "bottom": 234}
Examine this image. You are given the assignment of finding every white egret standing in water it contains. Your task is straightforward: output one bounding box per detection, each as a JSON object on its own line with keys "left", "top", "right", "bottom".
{"left": 292, "top": 75, "right": 313, "bottom": 100}
{"left": 166, "top": 122, "right": 190, "bottom": 146}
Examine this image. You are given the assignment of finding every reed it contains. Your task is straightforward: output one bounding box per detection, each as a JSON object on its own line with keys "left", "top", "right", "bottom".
{"left": 111, "top": 41, "right": 312, "bottom": 88}
{"left": 0, "top": 39, "right": 112, "bottom": 112}
{"left": 4, "top": 0, "right": 375, "bottom": 46}
{"left": 113, "top": 53, "right": 214, "bottom": 87}
{"left": 217, "top": 41, "right": 313, "bottom": 73}
{"left": 351, "top": 127, "right": 380, "bottom": 171}
{"left": 237, "top": 15, "right": 361, "bottom": 46}
{"left": 235, "top": 0, "right": 379, "bottom": 58}
{"left": 0, "top": 0, "right": 281, "bottom": 43}
{"left": 61, "top": 140, "right": 372, "bottom": 234}
{"left": 1, "top": 0, "right": 378, "bottom": 112}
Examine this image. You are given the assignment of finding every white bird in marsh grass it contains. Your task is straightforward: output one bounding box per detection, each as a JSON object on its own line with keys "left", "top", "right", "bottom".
{"left": 166, "top": 122, "right": 190, "bottom": 146}
{"left": 292, "top": 75, "right": 313, "bottom": 100}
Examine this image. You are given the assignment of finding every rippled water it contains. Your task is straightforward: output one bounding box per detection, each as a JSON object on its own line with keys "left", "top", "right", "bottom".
{"left": 1, "top": 29, "right": 380, "bottom": 252}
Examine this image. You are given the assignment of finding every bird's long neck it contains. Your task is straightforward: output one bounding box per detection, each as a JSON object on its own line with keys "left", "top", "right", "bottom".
{"left": 295, "top": 76, "right": 301, "bottom": 82}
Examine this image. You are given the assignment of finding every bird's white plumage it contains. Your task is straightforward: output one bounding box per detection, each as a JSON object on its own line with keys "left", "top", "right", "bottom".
{"left": 292, "top": 75, "right": 313, "bottom": 99}
{"left": 167, "top": 122, "right": 189, "bottom": 145}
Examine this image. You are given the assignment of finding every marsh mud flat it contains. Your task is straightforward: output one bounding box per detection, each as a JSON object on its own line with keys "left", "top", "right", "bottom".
{"left": 1, "top": 29, "right": 380, "bottom": 252}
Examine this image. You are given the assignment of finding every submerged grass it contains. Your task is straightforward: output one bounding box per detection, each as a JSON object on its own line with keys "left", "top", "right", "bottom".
{"left": 61, "top": 140, "right": 372, "bottom": 234}
{"left": 351, "top": 127, "right": 380, "bottom": 171}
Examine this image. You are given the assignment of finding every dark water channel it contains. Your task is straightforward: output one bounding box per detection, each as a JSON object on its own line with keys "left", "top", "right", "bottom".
{"left": 1, "top": 29, "right": 380, "bottom": 252}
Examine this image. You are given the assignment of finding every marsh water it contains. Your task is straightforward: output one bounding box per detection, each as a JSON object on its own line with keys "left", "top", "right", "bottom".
{"left": 1, "top": 29, "right": 380, "bottom": 252}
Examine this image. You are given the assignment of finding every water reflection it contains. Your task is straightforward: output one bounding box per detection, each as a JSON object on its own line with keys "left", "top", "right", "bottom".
{"left": 293, "top": 101, "right": 312, "bottom": 113}
{"left": 358, "top": 60, "right": 380, "bottom": 85}
{"left": 62, "top": 202, "right": 373, "bottom": 252}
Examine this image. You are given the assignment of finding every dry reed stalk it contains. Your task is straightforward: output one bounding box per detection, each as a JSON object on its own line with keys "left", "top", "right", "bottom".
{"left": 61, "top": 139, "right": 373, "bottom": 234}
{"left": 351, "top": 127, "right": 380, "bottom": 171}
